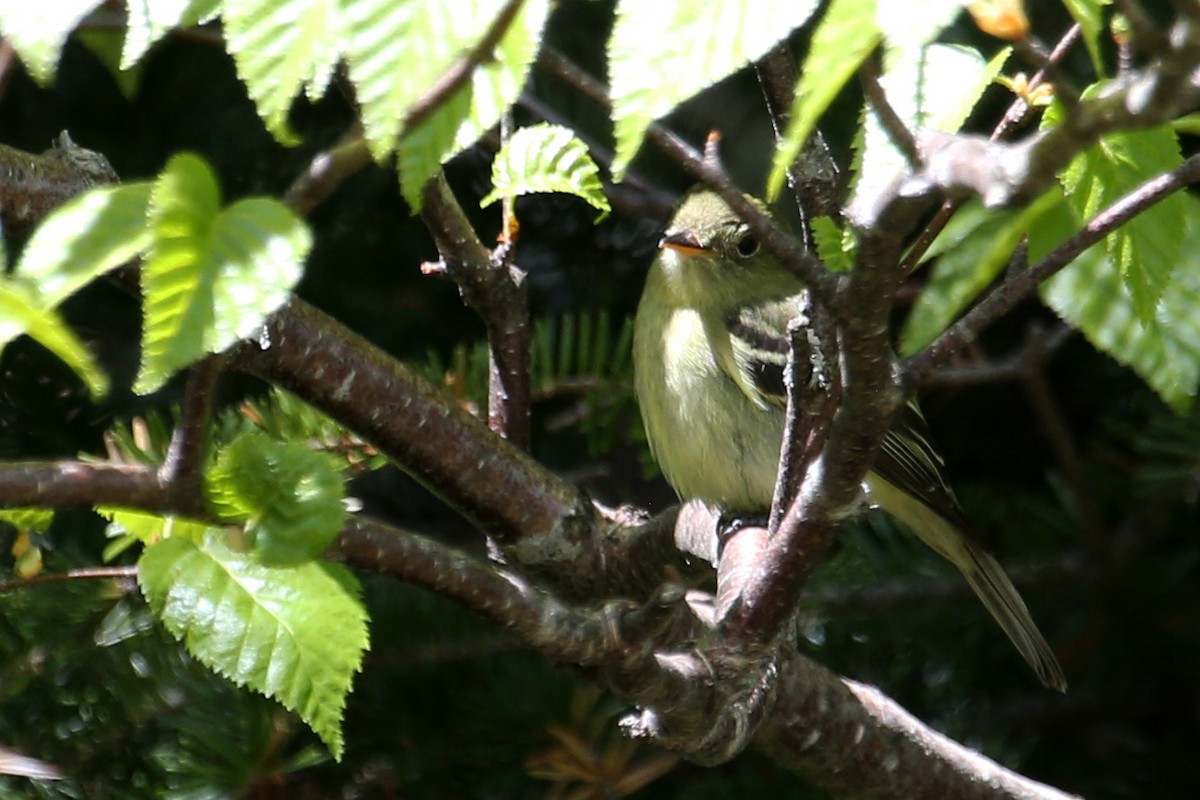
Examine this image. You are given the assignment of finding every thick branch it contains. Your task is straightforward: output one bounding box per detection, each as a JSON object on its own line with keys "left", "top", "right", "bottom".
{"left": 757, "top": 655, "right": 1080, "bottom": 800}
{"left": 231, "top": 298, "right": 575, "bottom": 559}
{"left": 0, "top": 132, "right": 117, "bottom": 238}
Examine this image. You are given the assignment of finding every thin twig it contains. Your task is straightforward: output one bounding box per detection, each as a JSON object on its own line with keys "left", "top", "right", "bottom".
{"left": 0, "top": 566, "right": 138, "bottom": 594}
{"left": 902, "top": 24, "right": 1083, "bottom": 276}
{"left": 906, "top": 152, "right": 1200, "bottom": 381}
{"left": 158, "top": 355, "right": 224, "bottom": 513}
{"left": 860, "top": 54, "right": 921, "bottom": 171}
{"left": 282, "top": 127, "right": 371, "bottom": 216}
{"left": 420, "top": 175, "right": 532, "bottom": 449}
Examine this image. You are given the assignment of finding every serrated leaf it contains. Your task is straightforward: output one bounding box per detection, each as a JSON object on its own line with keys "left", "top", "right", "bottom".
{"left": 139, "top": 532, "right": 369, "bottom": 759}
{"left": 344, "top": 0, "right": 550, "bottom": 205}
{"left": 847, "top": 42, "right": 997, "bottom": 211}
{"left": 900, "top": 190, "right": 1060, "bottom": 355}
{"left": 392, "top": 0, "right": 551, "bottom": 210}
{"left": 767, "top": 0, "right": 880, "bottom": 200}
{"left": 1061, "top": 0, "right": 1108, "bottom": 78}
{"left": 13, "top": 182, "right": 154, "bottom": 308}
{"left": 138, "top": 154, "right": 310, "bottom": 394}
{"left": 123, "top": 0, "right": 221, "bottom": 69}
{"left": 1052, "top": 115, "right": 1184, "bottom": 321}
{"left": 1037, "top": 195, "right": 1200, "bottom": 411}
{"left": 480, "top": 123, "right": 610, "bottom": 219}
{"left": 610, "top": 0, "right": 820, "bottom": 181}
{"left": 208, "top": 432, "right": 346, "bottom": 564}
{"left": 0, "top": 282, "right": 109, "bottom": 396}
{"left": 76, "top": 27, "right": 144, "bottom": 100}
{"left": 0, "top": 1, "right": 100, "bottom": 84}
{"left": 224, "top": 0, "right": 344, "bottom": 145}
{"left": 811, "top": 215, "right": 853, "bottom": 273}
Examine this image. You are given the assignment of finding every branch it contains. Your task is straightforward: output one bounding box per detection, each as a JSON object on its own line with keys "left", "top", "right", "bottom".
{"left": 757, "top": 657, "right": 1080, "bottom": 800}
{"left": 0, "top": 132, "right": 117, "bottom": 238}
{"left": 230, "top": 298, "right": 570, "bottom": 552}
{"left": 282, "top": 127, "right": 371, "bottom": 216}
{"left": 0, "top": 566, "right": 138, "bottom": 594}
{"left": 906, "top": 151, "right": 1200, "bottom": 381}
{"left": 157, "top": 355, "right": 223, "bottom": 516}
{"left": 901, "top": 23, "right": 1083, "bottom": 275}
{"left": 420, "top": 175, "right": 532, "bottom": 449}
{"left": 754, "top": 41, "right": 842, "bottom": 234}
{"left": 911, "top": 14, "right": 1200, "bottom": 210}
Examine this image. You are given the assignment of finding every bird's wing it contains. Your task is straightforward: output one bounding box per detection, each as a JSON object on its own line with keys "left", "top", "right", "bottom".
{"left": 873, "top": 400, "right": 973, "bottom": 531}
{"left": 721, "top": 297, "right": 808, "bottom": 410}
{"left": 721, "top": 302, "right": 970, "bottom": 529}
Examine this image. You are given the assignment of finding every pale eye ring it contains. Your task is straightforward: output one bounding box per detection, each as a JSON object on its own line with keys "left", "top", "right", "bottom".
{"left": 734, "top": 230, "right": 760, "bottom": 258}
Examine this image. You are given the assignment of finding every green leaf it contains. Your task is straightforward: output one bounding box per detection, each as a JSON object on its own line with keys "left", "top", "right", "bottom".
{"left": 1037, "top": 196, "right": 1200, "bottom": 412}
{"left": 1054, "top": 117, "right": 1184, "bottom": 321}
{"left": 610, "top": 0, "right": 820, "bottom": 181}
{"left": 13, "top": 182, "right": 154, "bottom": 309}
{"left": 848, "top": 42, "right": 998, "bottom": 210}
{"left": 138, "top": 154, "right": 310, "bottom": 394}
{"left": 76, "top": 27, "right": 144, "bottom": 100}
{"left": 0, "top": 508, "right": 55, "bottom": 534}
{"left": 223, "top": 0, "right": 344, "bottom": 145}
{"left": 875, "top": 0, "right": 966, "bottom": 51}
{"left": 393, "top": 0, "right": 551, "bottom": 210}
{"left": 1061, "top": 0, "right": 1109, "bottom": 78}
{"left": 343, "top": 0, "right": 550, "bottom": 209}
{"left": 123, "top": 0, "right": 221, "bottom": 69}
{"left": 0, "top": 1, "right": 100, "bottom": 84}
{"left": 766, "top": 0, "right": 880, "bottom": 200}
{"left": 138, "top": 532, "right": 370, "bottom": 759}
{"left": 208, "top": 432, "right": 347, "bottom": 564}
{"left": 899, "top": 190, "right": 1060, "bottom": 355}
{"left": 100, "top": 508, "right": 209, "bottom": 546}
{"left": 480, "top": 123, "right": 611, "bottom": 219}
{"left": 811, "top": 216, "right": 854, "bottom": 273}
{"left": 0, "top": 282, "right": 109, "bottom": 396}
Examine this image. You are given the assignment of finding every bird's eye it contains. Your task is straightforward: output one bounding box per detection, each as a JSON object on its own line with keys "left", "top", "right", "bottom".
{"left": 734, "top": 231, "right": 760, "bottom": 258}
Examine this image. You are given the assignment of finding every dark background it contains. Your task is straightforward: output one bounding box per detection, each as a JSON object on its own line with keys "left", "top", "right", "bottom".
{"left": 2, "top": 2, "right": 1198, "bottom": 797}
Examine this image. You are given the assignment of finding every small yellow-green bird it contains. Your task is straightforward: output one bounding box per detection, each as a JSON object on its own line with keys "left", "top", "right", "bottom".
{"left": 633, "top": 189, "right": 1067, "bottom": 691}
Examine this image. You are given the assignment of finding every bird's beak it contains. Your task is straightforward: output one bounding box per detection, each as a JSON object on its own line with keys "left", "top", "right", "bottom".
{"left": 659, "top": 230, "right": 708, "bottom": 255}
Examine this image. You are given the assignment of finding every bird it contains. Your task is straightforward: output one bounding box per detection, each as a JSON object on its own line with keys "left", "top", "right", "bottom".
{"left": 632, "top": 189, "right": 1067, "bottom": 691}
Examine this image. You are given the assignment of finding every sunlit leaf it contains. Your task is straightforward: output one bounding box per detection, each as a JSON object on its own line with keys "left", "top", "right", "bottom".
{"left": 480, "top": 123, "right": 610, "bottom": 219}
{"left": 0, "top": 282, "right": 109, "bottom": 397}
{"left": 137, "top": 153, "right": 310, "bottom": 394}
{"left": 848, "top": 42, "right": 1002, "bottom": 211}
{"left": 1037, "top": 195, "right": 1200, "bottom": 411}
{"left": 610, "top": 0, "right": 819, "bottom": 181}
{"left": 0, "top": 0, "right": 100, "bottom": 84}
{"left": 13, "top": 182, "right": 154, "bottom": 308}
{"left": 1049, "top": 101, "right": 1184, "bottom": 320}
{"left": 767, "top": 0, "right": 879, "bottom": 200}
{"left": 900, "top": 190, "right": 1059, "bottom": 355}
{"left": 207, "top": 432, "right": 346, "bottom": 564}
{"left": 139, "top": 532, "right": 369, "bottom": 759}
{"left": 123, "top": 0, "right": 220, "bottom": 68}
{"left": 224, "top": 0, "right": 344, "bottom": 144}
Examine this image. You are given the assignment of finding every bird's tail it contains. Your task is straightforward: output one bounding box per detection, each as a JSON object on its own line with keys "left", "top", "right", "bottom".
{"left": 956, "top": 538, "right": 1068, "bottom": 692}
